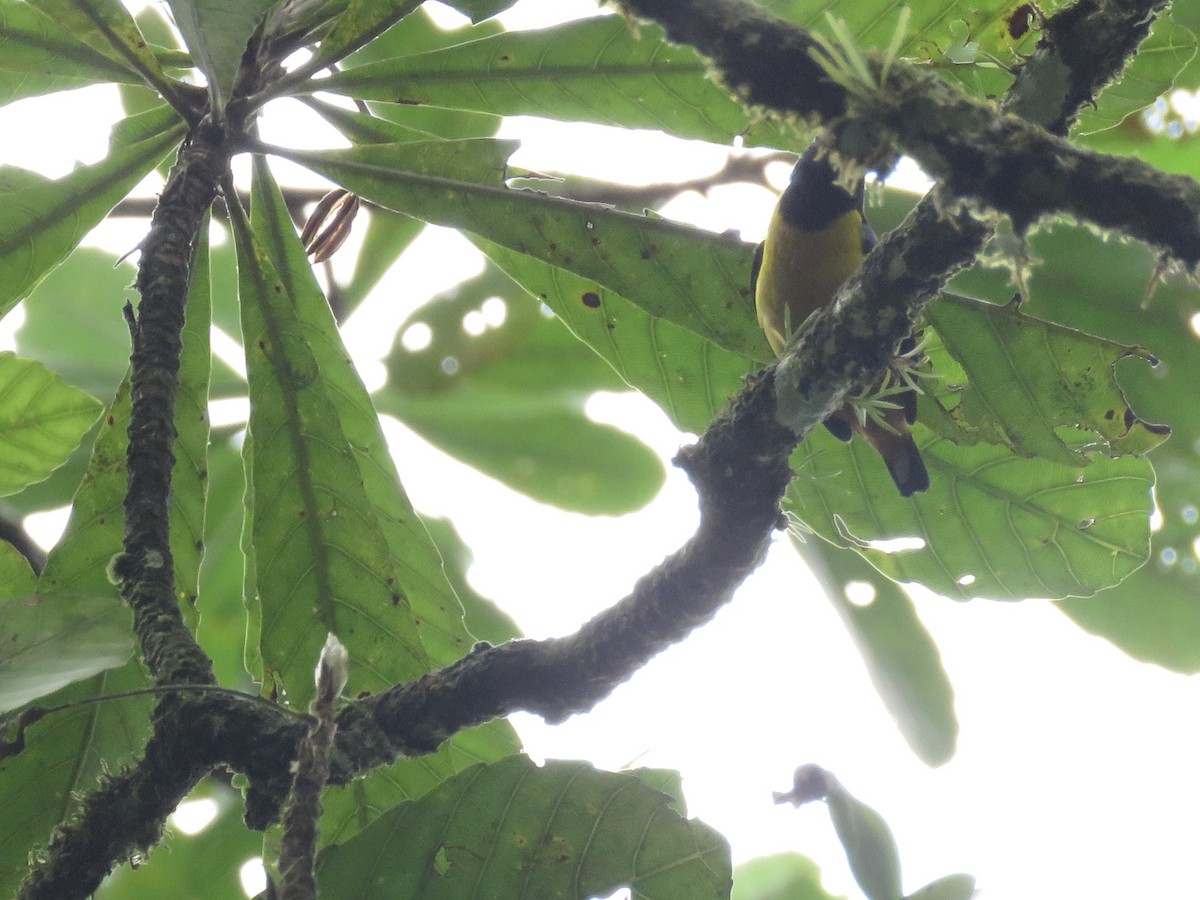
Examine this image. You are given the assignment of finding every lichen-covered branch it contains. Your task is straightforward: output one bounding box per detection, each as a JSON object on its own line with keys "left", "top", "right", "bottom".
{"left": 113, "top": 119, "right": 227, "bottom": 688}
{"left": 617, "top": 0, "right": 1198, "bottom": 267}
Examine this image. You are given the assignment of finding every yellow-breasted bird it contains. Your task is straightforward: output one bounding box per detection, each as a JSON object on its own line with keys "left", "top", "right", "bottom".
{"left": 751, "top": 146, "right": 930, "bottom": 496}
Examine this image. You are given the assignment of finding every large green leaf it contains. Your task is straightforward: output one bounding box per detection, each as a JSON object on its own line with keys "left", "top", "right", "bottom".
{"left": 0, "top": 590, "right": 132, "bottom": 714}
{"left": 378, "top": 264, "right": 666, "bottom": 514}
{"left": 317, "top": 756, "right": 732, "bottom": 899}
{"left": 274, "top": 139, "right": 770, "bottom": 360}
{"left": 319, "top": 15, "right": 800, "bottom": 148}
{"left": 243, "top": 156, "right": 519, "bottom": 845}
{"left": 792, "top": 535, "right": 956, "bottom": 766}
{"left": 0, "top": 104, "right": 184, "bottom": 317}
{"left": 0, "top": 352, "right": 102, "bottom": 497}
{"left": 165, "top": 0, "right": 273, "bottom": 108}
{"left": 872, "top": 188, "right": 1187, "bottom": 656}
{"left": 234, "top": 167, "right": 430, "bottom": 708}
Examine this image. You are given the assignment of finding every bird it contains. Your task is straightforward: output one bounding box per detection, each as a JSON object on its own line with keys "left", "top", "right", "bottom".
{"left": 751, "top": 145, "right": 930, "bottom": 497}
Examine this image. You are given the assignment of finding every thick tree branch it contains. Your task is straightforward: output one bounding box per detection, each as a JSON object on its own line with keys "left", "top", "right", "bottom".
{"left": 111, "top": 120, "right": 227, "bottom": 688}
{"left": 617, "top": 0, "right": 1198, "bottom": 267}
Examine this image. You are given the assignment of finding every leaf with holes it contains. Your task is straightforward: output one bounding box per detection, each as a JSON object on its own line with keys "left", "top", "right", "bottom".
{"left": 276, "top": 139, "right": 770, "bottom": 361}
{"left": 473, "top": 237, "right": 754, "bottom": 435}
{"left": 925, "top": 293, "right": 1169, "bottom": 466}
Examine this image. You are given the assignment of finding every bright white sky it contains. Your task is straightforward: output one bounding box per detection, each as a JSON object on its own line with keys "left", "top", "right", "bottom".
{"left": 3, "top": 1, "right": 1199, "bottom": 898}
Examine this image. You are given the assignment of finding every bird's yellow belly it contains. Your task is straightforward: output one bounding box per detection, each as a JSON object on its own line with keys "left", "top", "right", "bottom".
{"left": 754, "top": 208, "right": 865, "bottom": 356}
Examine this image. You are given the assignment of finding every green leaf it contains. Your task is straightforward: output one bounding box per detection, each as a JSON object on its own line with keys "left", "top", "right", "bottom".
{"left": 193, "top": 434, "right": 255, "bottom": 687}
{"left": 316, "top": 756, "right": 732, "bottom": 900}
{"left": 378, "top": 264, "right": 666, "bottom": 514}
{"left": 165, "top": 0, "right": 273, "bottom": 109}
{"left": 0, "top": 352, "right": 102, "bottom": 497}
{"left": 17, "top": 249, "right": 139, "bottom": 396}
{"left": 233, "top": 162, "right": 430, "bottom": 708}
{"left": 275, "top": 139, "right": 770, "bottom": 360}
{"left": 0, "top": 378, "right": 146, "bottom": 897}
{"left": 319, "top": 15, "right": 800, "bottom": 148}
{"left": 826, "top": 779, "right": 903, "bottom": 900}
{"left": 28, "top": 0, "right": 183, "bottom": 104}
{"left": 15, "top": 246, "right": 246, "bottom": 401}
{"left": 905, "top": 873, "right": 977, "bottom": 900}
{"left": 303, "top": 95, "right": 439, "bottom": 145}
{"left": 792, "top": 535, "right": 957, "bottom": 766}
{"left": 786, "top": 432, "right": 1154, "bottom": 601}
{"left": 864, "top": 183, "right": 1193, "bottom": 656}
{"left": 0, "top": 542, "right": 36, "bottom": 597}
{"left": 0, "top": 591, "right": 133, "bottom": 713}
{"left": 243, "top": 156, "right": 519, "bottom": 841}
{"left": 925, "top": 293, "right": 1170, "bottom": 465}
{"left": 760, "top": 0, "right": 1020, "bottom": 104}
{"left": 0, "top": 104, "right": 184, "bottom": 317}
{"left": 777, "top": 766, "right": 902, "bottom": 900}
{"left": 733, "top": 852, "right": 847, "bottom": 900}
{"left": 1073, "top": 11, "right": 1198, "bottom": 136}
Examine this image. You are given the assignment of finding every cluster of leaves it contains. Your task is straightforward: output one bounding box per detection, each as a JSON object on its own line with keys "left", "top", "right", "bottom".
{"left": 0, "top": 0, "right": 1198, "bottom": 897}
